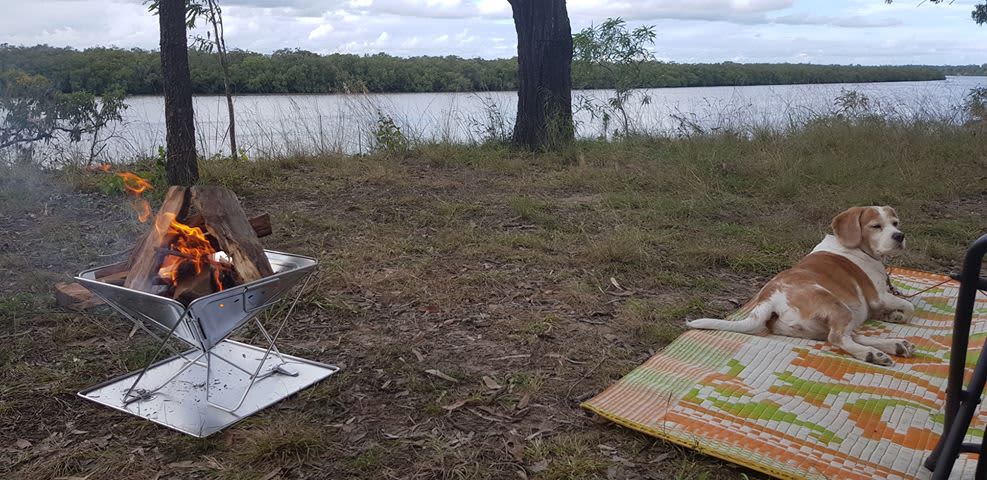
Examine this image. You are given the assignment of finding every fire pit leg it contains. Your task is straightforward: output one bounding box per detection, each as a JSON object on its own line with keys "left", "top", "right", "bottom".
{"left": 204, "top": 273, "right": 314, "bottom": 413}
{"left": 123, "top": 351, "right": 206, "bottom": 404}
{"left": 121, "top": 310, "right": 201, "bottom": 404}
{"left": 85, "top": 287, "right": 199, "bottom": 363}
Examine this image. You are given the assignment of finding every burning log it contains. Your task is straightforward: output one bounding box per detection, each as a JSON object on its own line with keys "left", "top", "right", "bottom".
{"left": 189, "top": 186, "right": 274, "bottom": 284}
{"left": 173, "top": 265, "right": 219, "bottom": 305}
{"left": 110, "top": 181, "right": 273, "bottom": 303}
{"left": 124, "top": 186, "right": 190, "bottom": 293}
{"left": 185, "top": 212, "right": 272, "bottom": 239}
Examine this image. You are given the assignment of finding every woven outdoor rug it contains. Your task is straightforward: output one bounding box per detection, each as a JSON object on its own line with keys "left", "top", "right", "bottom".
{"left": 583, "top": 268, "right": 987, "bottom": 479}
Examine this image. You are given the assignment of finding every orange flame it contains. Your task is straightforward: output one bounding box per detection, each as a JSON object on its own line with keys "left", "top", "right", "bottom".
{"left": 137, "top": 201, "right": 152, "bottom": 223}
{"left": 117, "top": 172, "right": 153, "bottom": 223}
{"left": 118, "top": 172, "right": 152, "bottom": 195}
{"left": 156, "top": 213, "right": 227, "bottom": 292}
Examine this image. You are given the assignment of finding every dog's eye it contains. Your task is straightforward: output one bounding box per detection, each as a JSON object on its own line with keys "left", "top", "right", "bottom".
{"left": 870, "top": 224, "right": 882, "bottom": 229}
{"left": 892, "top": 221, "right": 899, "bottom": 227}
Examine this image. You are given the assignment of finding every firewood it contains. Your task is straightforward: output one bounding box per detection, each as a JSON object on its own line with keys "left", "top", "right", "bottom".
{"left": 91, "top": 263, "right": 129, "bottom": 286}
{"left": 55, "top": 282, "right": 104, "bottom": 311}
{"left": 190, "top": 186, "right": 274, "bottom": 283}
{"left": 173, "top": 267, "right": 217, "bottom": 305}
{"left": 185, "top": 212, "right": 272, "bottom": 238}
{"left": 94, "top": 267, "right": 128, "bottom": 286}
{"left": 247, "top": 213, "right": 273, "bottom": 238}
{"left": 98, "top": 270, "right": 128, "bottom": 286}
{"left": 125, "top": 186, "right": 190, "bottom": 293}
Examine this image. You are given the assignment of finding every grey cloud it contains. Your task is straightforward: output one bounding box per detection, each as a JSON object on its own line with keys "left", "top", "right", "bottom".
{"left": 771, "top": 13, "right": 902, "bottom": 28}
{"left": 2, "top": 0, "right": 986, "bottom": 65}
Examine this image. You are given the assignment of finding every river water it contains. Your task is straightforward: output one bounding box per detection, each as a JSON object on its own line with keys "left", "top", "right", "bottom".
{"left": 37, "top": 76, "right": 987, "bottom": 161}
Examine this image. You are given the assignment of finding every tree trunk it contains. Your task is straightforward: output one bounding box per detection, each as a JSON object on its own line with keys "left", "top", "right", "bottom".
{"left": 159, "top": 0, "right": 199, "bottom": 186}
{"left": 206, "top": 0, "right": 237, "bottom": 158}
{"left": 508, "top": 0, "right": 574, "bottom": 151}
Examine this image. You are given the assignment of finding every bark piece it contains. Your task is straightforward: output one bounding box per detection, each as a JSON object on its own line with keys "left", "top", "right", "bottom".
{"left": 55, "top": 282, "right": 104, "bottom": 311}
{"left": 124, "top": 186, "right": 190, "bottom": 293}
{"left": 190, "top": 186, "right": 273, "bottom": 283}
{"left": 185, "top": 212, "right": 272, "bottom": 238}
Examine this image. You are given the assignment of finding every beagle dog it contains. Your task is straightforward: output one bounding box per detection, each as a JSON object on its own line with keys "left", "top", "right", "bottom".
{"left": 687, "top": 206, "right": 915, "bottom": 366}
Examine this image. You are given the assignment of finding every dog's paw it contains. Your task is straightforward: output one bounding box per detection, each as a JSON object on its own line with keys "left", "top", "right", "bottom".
{"left": 865, "top": 350, "right": 895, "bottom": 366}
{"left": 885, "top": 310, "right": 912, "bottom": 324}
{"left": 894, "top": 340, "right": 915, "bottom": 357}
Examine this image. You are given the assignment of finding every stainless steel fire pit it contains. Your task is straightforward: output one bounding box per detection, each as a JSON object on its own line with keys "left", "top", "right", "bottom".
{"left": 75, "top": 250, "right": 339, "bottom": 437}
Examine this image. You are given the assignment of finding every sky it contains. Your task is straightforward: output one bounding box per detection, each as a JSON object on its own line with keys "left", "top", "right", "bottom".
{"left": 1, "top": 0, "right": 986, "bottom": 65}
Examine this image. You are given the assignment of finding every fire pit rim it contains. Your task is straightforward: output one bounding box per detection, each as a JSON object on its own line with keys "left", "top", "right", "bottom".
{"left": 75, "top": 249, "right": 319, "bottom": 351}
{"left": 76, "top": 249, "right": 317, "bottom": 306}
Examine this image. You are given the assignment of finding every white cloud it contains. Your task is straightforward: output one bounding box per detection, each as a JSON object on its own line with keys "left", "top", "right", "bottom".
{"left": 2, "top": 0, "right": 986, "bottom": 64}
{"left": 307, "top": 23, "right": 334, "bottom": 40}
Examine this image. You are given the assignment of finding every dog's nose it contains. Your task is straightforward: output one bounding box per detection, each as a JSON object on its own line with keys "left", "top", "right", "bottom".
{"left": 892, "top": 232, "right": 905, "bottom": 243}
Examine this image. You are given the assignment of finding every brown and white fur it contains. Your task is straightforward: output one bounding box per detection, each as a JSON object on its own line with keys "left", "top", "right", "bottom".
{"left": 687, "top": 206, "right": 916, "bottom": 366}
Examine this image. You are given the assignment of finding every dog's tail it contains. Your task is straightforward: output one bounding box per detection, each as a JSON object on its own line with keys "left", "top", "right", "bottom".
{"left": 686, "top": 301, "right": 773, "bottom": 334}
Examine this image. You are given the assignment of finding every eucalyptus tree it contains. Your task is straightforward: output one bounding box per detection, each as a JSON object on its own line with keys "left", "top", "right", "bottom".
{"left": 507, "top": 0, "right": 574, "bottom": 151}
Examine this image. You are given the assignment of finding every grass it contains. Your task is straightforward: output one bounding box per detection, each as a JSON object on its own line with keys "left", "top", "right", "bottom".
{"left": 2, "top": 116, "right": 985, "bottom": 479}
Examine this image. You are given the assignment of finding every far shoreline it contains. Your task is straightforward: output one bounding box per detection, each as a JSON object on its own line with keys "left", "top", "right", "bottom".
{"left": 112, "top": 75, "right": 987, "bottom": 99}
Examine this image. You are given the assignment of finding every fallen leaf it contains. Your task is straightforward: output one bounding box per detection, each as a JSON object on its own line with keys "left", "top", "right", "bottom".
{"left": 492, "top": 354, "right": 531, "bottom": 361}
{"left": 260, "top": 468, "right": 281, "bottom": 480}
{"left": 482, "top": 375, "right": 502, "bottom": 390}
{"left": 527, "top": 459, "right": 550, "bottom": 473}
{"left": 516, "top": 394, "right": 530, "bottom": 410}
{"left": 468, "top": 407, "right": 505, "bottom": 422}
{"left": 649, "top": 452, "right": 671, "bottom": 464}
{"left": 609, "top": 277, "right": 623, "bottom": 290}
{"left": 14, "top": 439, "right": 31, "bottom": 449}
{"left": 505, "top": 433, "right": 525, "bottom": 461}
{"left": 412, "top": 348, "right": 425, "bottom": 362}
{"left": 443, "top": 399, "right": 468, "bottom": 411}
{"left": 166, "top": 460, "right": 197, "bottom": 469}
{"left": 424, "top": 369, "right": 459, "bottom": 383}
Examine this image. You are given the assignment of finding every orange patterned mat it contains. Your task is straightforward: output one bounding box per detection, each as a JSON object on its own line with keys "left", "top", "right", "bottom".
{"left": 583, "top": 268, "right": 987, "bottom": 479}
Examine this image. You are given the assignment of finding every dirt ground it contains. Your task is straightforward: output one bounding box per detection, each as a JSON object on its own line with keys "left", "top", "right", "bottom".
{"left": 2, "top": 131, "right": 986, "bottom": 479}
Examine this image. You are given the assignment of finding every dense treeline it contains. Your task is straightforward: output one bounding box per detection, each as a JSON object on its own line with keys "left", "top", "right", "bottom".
{"left": 930, "top": 64, "right": 987, "bottom": 76}
{"left": 0, "top": 44, "right": 951, "bottom": 96}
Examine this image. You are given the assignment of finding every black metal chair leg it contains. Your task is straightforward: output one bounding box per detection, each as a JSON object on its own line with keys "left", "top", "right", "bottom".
{"left": 976, "top": 433, "right": 987, "bottom": 480}
{"left": 925, "top": 233, "right": 987, "bottom": 477}
{"left": 933, "top": 342, "right": 987, "bottom": 479}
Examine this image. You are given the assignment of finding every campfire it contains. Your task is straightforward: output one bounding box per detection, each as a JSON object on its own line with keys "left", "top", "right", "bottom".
{"left": 63, "top": 172, "right": 275, "bottom": 306}
{"left": 68, "top": 173, "right": 334, "bottom": 438}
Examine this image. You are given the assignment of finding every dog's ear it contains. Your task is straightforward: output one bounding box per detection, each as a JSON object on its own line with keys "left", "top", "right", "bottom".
{"left": 884, "top": 205, "right": 898, "bottom": 219}
{"left": 831, "top": 207, "right": 864, "bottom": 248}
